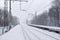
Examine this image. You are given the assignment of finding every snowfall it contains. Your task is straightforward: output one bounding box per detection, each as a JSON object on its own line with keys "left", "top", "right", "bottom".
{"left": 0, "top": 0, "right": 60, "bottom": 40}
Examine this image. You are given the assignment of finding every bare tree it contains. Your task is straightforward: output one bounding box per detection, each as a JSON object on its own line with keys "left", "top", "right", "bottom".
{"left": 31, "top": 0, "right": 60, "bottom": 27}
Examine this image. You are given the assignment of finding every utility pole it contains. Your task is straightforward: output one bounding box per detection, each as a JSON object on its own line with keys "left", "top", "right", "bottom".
{"left": 9, "top": 0, "right": 11, "bottom": 23}
{"left": 2, "top": 0, "right": 8, "bottom": 34}
{"left": 3, "top": 0, "right": 12, "bottom": 34}
{"left": 55, "top": 0, "right": 60, "bottom": 27}
{"left": 8, "top": 0, "right": 12, "bottom": 30}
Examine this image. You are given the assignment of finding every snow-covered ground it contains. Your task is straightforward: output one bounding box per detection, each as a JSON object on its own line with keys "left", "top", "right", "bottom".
{"left": 0, "top": 0, "right": 60, "bottom": 40}
{"left": 1, "top": 24, "right": 60, "bottom": 40}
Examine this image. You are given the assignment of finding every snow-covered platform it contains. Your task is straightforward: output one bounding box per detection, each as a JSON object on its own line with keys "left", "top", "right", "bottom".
{"left": 1, "top": 24, "right": 60, "bottom": 40}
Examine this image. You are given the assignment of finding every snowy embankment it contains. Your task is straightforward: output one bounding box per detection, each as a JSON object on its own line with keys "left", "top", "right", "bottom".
{"left": 28, "top": 23, "right": 60, "bottom": 33}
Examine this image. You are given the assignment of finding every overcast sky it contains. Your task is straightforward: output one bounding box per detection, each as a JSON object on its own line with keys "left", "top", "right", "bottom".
{"left": 0, "top": 0, "right": 54, "bottom": 14}
{"left": 0, "top": 0, "right": 4, "bottom": 9}
{"left": 0, "top": 0, "right": 54, "bottom": 23}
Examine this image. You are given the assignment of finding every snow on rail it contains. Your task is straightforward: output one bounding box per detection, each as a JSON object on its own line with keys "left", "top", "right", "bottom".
{"left": 27, "top": 23, "right": 60, "bottom": 33}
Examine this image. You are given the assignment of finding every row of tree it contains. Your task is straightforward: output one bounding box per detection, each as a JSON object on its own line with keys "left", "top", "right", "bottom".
{"left": 31, "top": 0, "right": 60, "bottom": 27}
{"left": 0, "top": 9, "right": 19, "bottom": 27}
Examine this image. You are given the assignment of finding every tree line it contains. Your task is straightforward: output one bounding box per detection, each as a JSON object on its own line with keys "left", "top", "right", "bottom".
{"left": 31, "top": 0, "right": 60, "bottom": 27}
{"left": 0, "top": 9, "right": 19, "bottom": 27}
